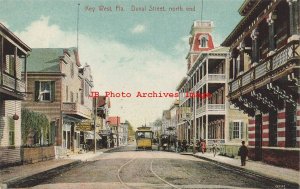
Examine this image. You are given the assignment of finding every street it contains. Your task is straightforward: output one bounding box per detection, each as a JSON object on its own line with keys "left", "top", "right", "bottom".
{"left": 15, "top": 144, "right": 293, "bottom": 189}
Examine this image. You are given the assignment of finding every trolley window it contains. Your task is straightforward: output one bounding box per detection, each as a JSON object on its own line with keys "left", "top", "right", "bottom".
{"left": 136, "top": 131, "right": 152, "bottom": 139}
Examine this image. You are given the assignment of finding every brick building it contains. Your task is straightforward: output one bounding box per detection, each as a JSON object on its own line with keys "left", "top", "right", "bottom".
{"left": 222, "top": 0, "right": 299, "bottom": 169}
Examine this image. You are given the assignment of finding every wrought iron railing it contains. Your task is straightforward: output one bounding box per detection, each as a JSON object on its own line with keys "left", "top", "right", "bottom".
{"left": 228, "top": 40, "right": 299, "bottom": 93}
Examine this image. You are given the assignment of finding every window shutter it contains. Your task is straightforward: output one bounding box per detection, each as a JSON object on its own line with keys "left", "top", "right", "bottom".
{"left": 51, "top": 81, "right": 55, "bottom": 102}
{"left": 229, "top": 121, "right": 233, "bottom": 140}
{"left": 35, "top": 81, "right": 40, "bottom": 101}
{"left": 240, "top": 122, "right": 244, "bottom": 139}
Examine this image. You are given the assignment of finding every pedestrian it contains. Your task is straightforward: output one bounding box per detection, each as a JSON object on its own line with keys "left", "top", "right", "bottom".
{"left": 182, "top": 139, "right": 188, "bottom": 152}
{"left": 200, "top": 139, "right": 206, "bottom": 154}
{"left": 212, "top": 140, "right": 218, "bottom": 157}
{"left": 178, "top": 140, "right": 182, "bottom": 152}
{"left": 238, "top": 141, "right": 248, "bottom": 166}
{"left": 175, "top": 138, "right": 178, "bottom": 152}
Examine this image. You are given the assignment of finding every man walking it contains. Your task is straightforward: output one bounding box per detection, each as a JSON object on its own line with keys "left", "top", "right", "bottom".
{"left": 238, "top": 141, "right": 248, "bottom": 166}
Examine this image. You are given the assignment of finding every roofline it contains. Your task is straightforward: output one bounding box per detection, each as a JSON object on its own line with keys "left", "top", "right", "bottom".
{"left": 0, "top": 23, "right": 31, "bottom": 52}
{"left": 221, "top": 0, "right": 268, "bottom": 47}
{"left": 176, "top": 76, "right": 187, "bottom": 91}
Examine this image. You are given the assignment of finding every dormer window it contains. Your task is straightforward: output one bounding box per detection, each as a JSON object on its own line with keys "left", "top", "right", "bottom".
{"left": 199, "top": 34, "right": 208, "bottom": 48}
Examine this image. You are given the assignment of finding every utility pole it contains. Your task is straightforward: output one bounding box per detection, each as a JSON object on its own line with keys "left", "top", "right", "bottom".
{"left": 94, "top": 97, "right": 97, "bottom": 154}
{"left": 117, "top": 116, "right": 119, "bottom": 147}
{"left": 193, "top": 91, "right": 196, "bottom": 154}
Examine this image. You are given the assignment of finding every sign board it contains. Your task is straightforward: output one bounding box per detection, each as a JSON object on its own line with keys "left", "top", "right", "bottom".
{"left": 76, "top": 120, "right": 93, "bottom": 131}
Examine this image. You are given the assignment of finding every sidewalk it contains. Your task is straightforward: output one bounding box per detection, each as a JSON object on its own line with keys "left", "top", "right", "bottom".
{"left": 0, "top": 148, "right": 115, "bottom": 188}
{"left": 192, "top": 152, "right": 300, "bottom": 185}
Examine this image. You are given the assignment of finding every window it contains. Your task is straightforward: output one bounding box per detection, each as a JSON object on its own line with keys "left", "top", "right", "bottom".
{"left": 199, "top": 35, "right": 208, "bottom": 48}
{"left": 232, "top": 121, "right": 243, "bottom": 139}
{"left": 6, "top": 55, "right": 15, "bottom": 76}
{"left": 66, "top": 86, "right": 69, "bottom": 101}
{"left": 70, "top": 62, "right": 74, "bottom": 78}
{"left": 70, "top": 91, "right": 74, "bottom": 103}
{"left": 8, "top": 117, "right": 15, "bottom": 146}
{"left": 35, "top": 81, "right": 55, "bottom": 102}
{"left": 85, "top": 81, "right": 90, "bottom": 97}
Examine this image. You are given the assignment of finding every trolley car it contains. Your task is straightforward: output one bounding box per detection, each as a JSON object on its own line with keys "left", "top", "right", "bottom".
{"left": 135, "top": 127, "right": 153, "bottom": 150}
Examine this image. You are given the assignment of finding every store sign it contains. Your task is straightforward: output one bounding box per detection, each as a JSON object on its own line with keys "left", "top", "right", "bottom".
{"left": 76, "top": 120, "right": 93, "bottom": 131}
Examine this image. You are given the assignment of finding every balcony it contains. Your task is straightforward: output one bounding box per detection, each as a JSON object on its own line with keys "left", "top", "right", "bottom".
{"left": 208, "top": 104, "right": 225, "bottom": 111}
{"left": 207, "top": 74, "right": 226, "bottom": 82}
{"left": 228, "top": 40, "right": 299, "bottom": 98}
{"left": 62, "top": 102, "right": 92, "bottom": 119}
{"left": 0, "top": 72, "right": 25, "bottom": 100}
{"left": 196, "top": 104, "right": 225, "bottom": 116}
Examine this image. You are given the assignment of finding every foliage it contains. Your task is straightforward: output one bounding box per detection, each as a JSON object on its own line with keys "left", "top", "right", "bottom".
{"left": 21, "top": 108, "right": 50, "bottom": 145}
{"left": 125, "top": 120, "right": 135, "bottom": 139}
{"left": 154, "top": 118, "right": 162, "bottom": 127}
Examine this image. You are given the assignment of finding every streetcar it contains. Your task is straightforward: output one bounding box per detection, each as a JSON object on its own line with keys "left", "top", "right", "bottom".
{"left": 135, "top": 126, "right": 153, "bottom": 150}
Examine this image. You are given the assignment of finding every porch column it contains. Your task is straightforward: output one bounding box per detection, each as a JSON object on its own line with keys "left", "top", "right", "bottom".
{"left": 205, "top": 115, "right": 208, "bottom": 144}
{"left": 267, "top": 13, "right": 275, "bottom": 51}
{"left": 251, "top": 28, "right": 259, "bottom": 64}
{"left": 14, "top": 46, "right": 17, "bottom": 90}
{"left": 24, "top": 55, "right": 27, "bottom": 92}
{"left": 238, "top": 42, "right": 245, "bottom": 73}
{"left": 287, "top": 0, "right": 300, "bottom": 36}
{"left": 0, "top": 36, "right": 3, "bottom": 85}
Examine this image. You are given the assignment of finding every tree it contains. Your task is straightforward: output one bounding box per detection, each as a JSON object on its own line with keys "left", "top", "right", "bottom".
{"left": 21, "top": 108, "right": 50, "bottom": 146}
{"left": 125, "top": 120, "right": 135, "bottom": 140}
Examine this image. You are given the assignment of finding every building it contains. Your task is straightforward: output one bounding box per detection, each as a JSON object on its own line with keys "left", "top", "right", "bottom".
{"left": 0, "top": 23, "right": 31, "bottom": 167}
{"left": 169, "top": 100, "right": 179, "bottom": 136}
{"left": 161, "top": 110, "right": 171, "bottom": 134}
{"left": 120, "top": 122, "right": 128, "bottom": 145}
{"left": 22, "top": 48, "right": 94, "bottom": 155}
{"left": 222, "top": 0, "right": 299, "bottom": 169}
{"left": 176, "top": 20, "right": 248, "bottom": 150}
{"left": 108, "top": 116, "right": 121, "bottom": 147}
{"left": 96, "top": 95, "right": 111, "bottom": 148}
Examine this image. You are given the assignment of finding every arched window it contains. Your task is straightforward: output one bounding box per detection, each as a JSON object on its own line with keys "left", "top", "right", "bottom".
{"left": 199, "top": 34, "right": 208, "bottom": 48}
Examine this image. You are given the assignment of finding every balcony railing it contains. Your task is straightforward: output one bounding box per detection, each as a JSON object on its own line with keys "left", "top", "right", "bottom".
{"left": 207, "top": 74, "right": 226, "bottom": 82}
{"left": 62, "top": 102, "right": 92, "bottom": 119}
{"left": 208, "top": 104, "right": 225, "bottom": 111}
{"left": 1, "top": 72, "right": 25, "bottom": 93}
{"left": 228, "top": 40, "right": 299, "bottom": 94}
{"left": 195, "top": 104, "right": 225, "bottom": 116}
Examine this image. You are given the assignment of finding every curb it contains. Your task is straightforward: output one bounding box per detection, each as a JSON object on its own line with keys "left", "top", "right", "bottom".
{"left": 190, "top": 154, "right": 300, "bottom": 188}
{"left": 4, "top": 160, "right": 81, "bottom": 188}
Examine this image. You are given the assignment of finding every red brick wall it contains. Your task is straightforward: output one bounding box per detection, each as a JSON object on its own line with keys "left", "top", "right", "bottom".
{"left": 248, "top": 147, "right": 299, "bottom": 170}
{"left": 248, "top": 118, "right": 255, "bottom": 146}
{"left": 262, "top": 148, "right": 299, "bottom": 170}
{"left": 277, "top": 109, "right": 286, "bottom": 147}
{"left": 262, "top": 114, "right": 269, "bottom": 146}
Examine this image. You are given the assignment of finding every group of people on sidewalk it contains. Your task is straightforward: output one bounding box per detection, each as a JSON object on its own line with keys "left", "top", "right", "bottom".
{"left": 174, "top": 139, "right": 249, "bottom": 167}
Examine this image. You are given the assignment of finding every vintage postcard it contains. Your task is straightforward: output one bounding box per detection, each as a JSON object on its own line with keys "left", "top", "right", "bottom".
{"left": 0, "top": 0, "right": 299, "bottom": 188}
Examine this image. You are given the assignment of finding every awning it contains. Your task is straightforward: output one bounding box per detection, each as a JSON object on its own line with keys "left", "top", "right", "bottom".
{"left": 84, "top": 131, "right": 102, "bottom": 140}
